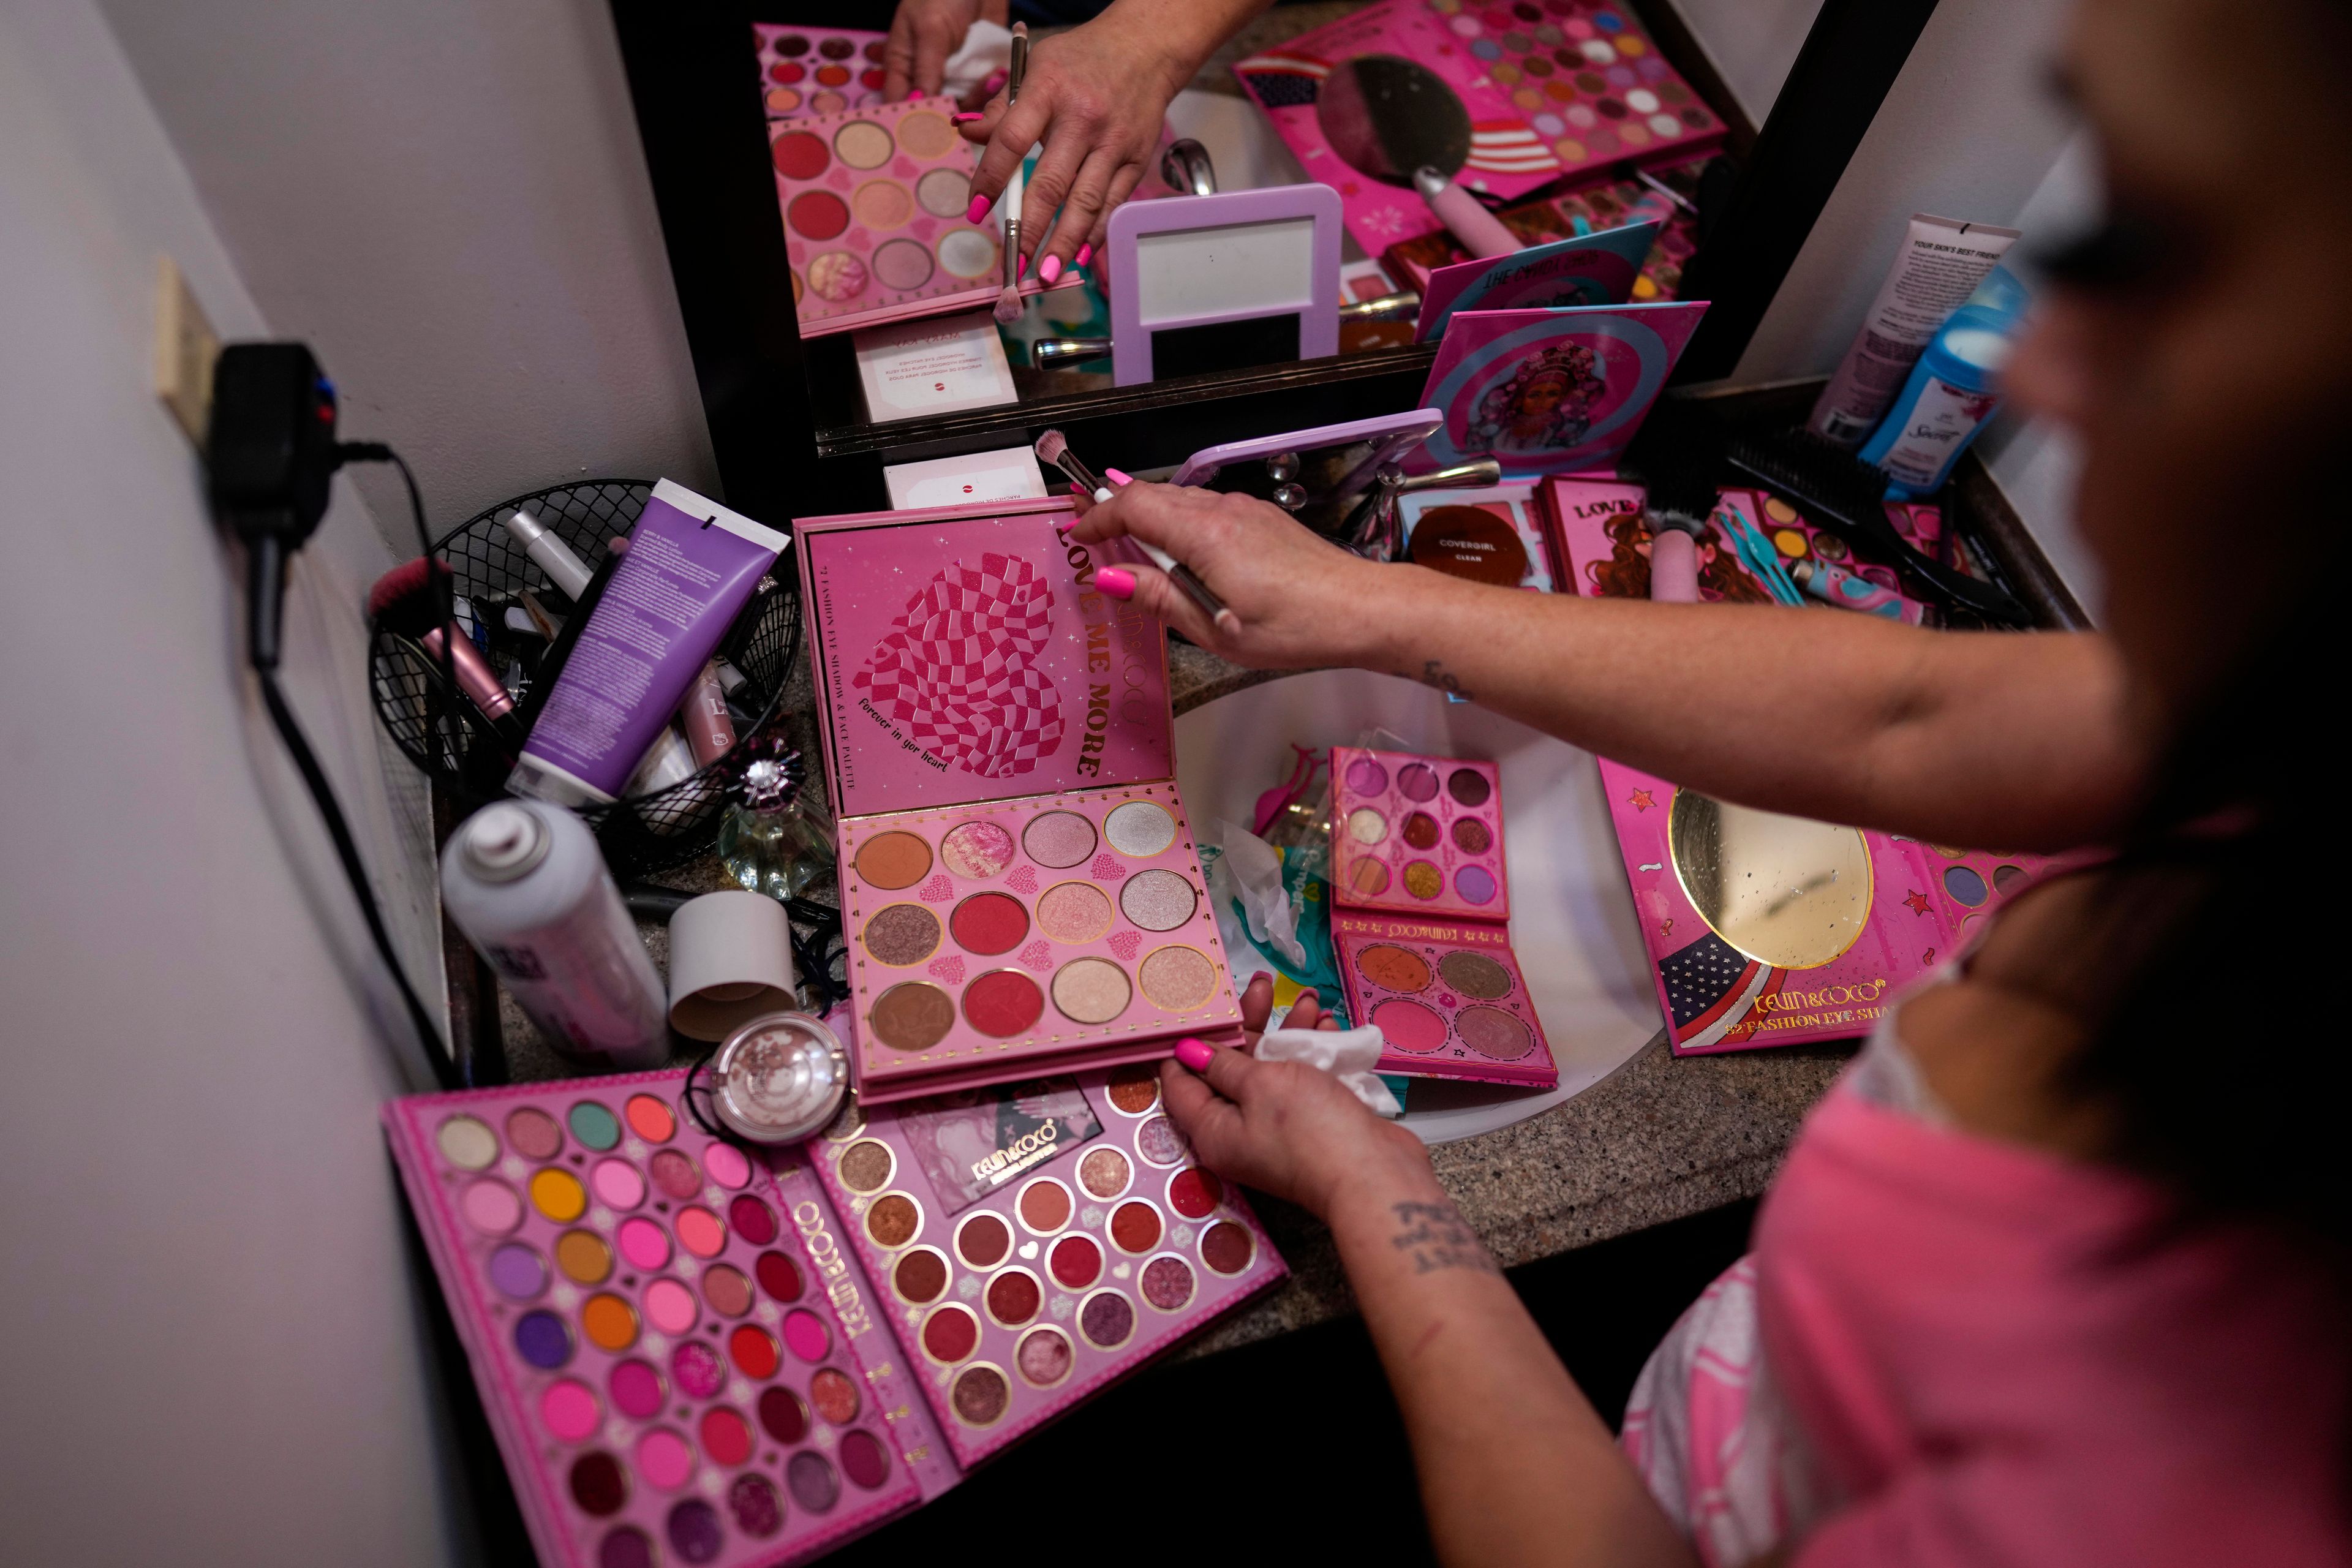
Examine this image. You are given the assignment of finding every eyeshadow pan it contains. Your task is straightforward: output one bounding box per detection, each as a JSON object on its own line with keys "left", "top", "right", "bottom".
{"left": 916, "top": 165, "right": 971, "bottom": 219}
{"left": 895, "top": 108, "right": 954, "bottom": 157}
{"left": 611, "top": 1358, "right": 665, "bottom": 1419}
{"left": 950, "top": 892, "right": 1028, "bottom": 955}
{"left": 702, "top": 1142, "right": 752, "bottom": 1190}
{"left": 1049, "top": 1233, "right": 1101, "bottom": 1289}
{"left": 649, "top": 1149, "right": 699, "bottom": 1200}
{"left": 617, "top": 1216, "right": 670, "bottom": 1270}
{"left": 956, "top": 1212, "right": 1011, "bottom": 1267}
{"left": 1438, "top": 951, "right": 1514, "bottom": 999}
{"left": 923, "top": 1303, "right": 979, "bottom": 1362}
{"left": 1458, "top": 1005, "right": 1536, "bottom": 1060}
{"left": 1447, "top": 767, "right": 1493, "bottom": 807}
{"left": 756, "top": 1250, "right": 803, "bottom": 1301}
{"left": 1109, "top": 1200, "right": 1163, "bottom": 1253}
{"left": 1346, "top": 807, "right": 1389, "bottom": 845}
{"left": 854, "top": 831, "right": 932, "bottom": 889}
{"left": 1079, "top": 1145, "right": 1131, "bottom": 1198}
{"left": 581, "top": 1292, "right": 639, "bottom": 1351}
{"left": 810, "top": 1367, "right": 860, "bottom": 1423}
{"left": 1398, "top": 764, "right": 1439, "bottom": 802}
{"left": 1142, "top": 1256, "right": 1196, "bottom": 1310}
{"left": 757, "top": 1385, "right": 808, "bottom": 1444}
{"left": 1453, "top": 817, "right": 1493, "bottom": 854}
{"left": 1349, "top": 859, "right": 1392, "bottom": 896}
{"left": 963, "top": 968, "right": 1044, "bottom": 1036}
{"left": 570, "top": 1452, "right": 628, "bottom": 1515}
{"left": 1135, "top": 1115, "right": 1186, "bottom": 1166}
{"left": 568, "top": 1100, "right": 622, "bottom": 1150}
{"left": 436, "top": 1114, "right": 499, "bottom": 1170}
{"left": 673, "top": 1340, "right": 725, "bottom": 1399}
{"left": 463, "top": 1179, "right": 523, "bottom": 1235}
{"left": 873, "top": 237, "right": 935, "bottom": 292}
{"left": 867, "top": 1193, "right": 921, "bottom": 1248}
{"left": 862, "top": 902, "right": 942, "bottom": 966}
{"left": 1017, "top": 1326, "right": 1074, "bottom": 1386}
{"left": 592, "top": 1158, "right": 646, "bottom": 1210}
{"left": 1104, "top": 800, "right": 1178, "bottom": 857}
{"left": 788, "top": 1451, "right": 840, "bottom": 1513}
{"left": 938, "top": 228, "right": 995, "bottom": 279}
{"left": 834, "top": 119, "right": 894, "bottom": 168}
{"left": 952, "top": 1365, "right": 1009, "bottom": 1425}
{"left": 703, "top": 1264, "right": 754, "bottom": 1316}
{"left": 1106, "top": 1063, "right": 1159, "bottom": 1114}
{"left": 894, "top": 1247, "right": 948, "bottom": 1303}
{"left": 870, "top": 981, "right": 956, "bottom": 1051}
{"left": 1373, "top": 997, "right": 1447, "bottom": 1053}
{"left": 1038, "top": 880, "right": 1114, "bottom": 943}
{"left": 1167, "top": 1167, "right": 1221, "bottom": 1218}
{"left": 986, "top": 1269, "right": 1041, "bottom": 1325}
{"left": 939, "top": 820, "right": 1016, "bottom": 878}
{"left": 784, "top": 1310, "right": 831, "bottom": 1363}
{"left": 1456, "top": 865, "right": 1499, "bottom": 905}
{"left": 505, "top": 1107, "right": 562, "bottom": 1160}
{"left": 1402, "top": 812, "right": 1440, "bottom": 849}
{"left": 1023, "top": 810, "right": 1097, "bottom": 867}
{"left": 1120, "top": 868, "right": 1198, "bottom": 931}
{"left": 729, "top": 1194, "right": 778, "bottom": 1245}
{"left": 541, "top": 1378, "right": 600, "bottom": 1442}
{"left": 516, "top": 1309, "right": 572, "bottom": 1368}
{"left": 731, "top": 1324, "right": 782, "bottom": 1379}
{"left": 1403, "top": 861, "right": 1444, "bottom": 900}
{"left": 853, "top": 179, "right": 913, "bottom": 230}
{"left": 1138, "top": 945, "right": 1218, "bottom": 1011}
{"left": 488, "top": 1242, "right": 546, "bottom": 1300}
{"left": 1200, "top": 1220, "right": 1254, "bottom": 1275}
{"left": 556, "top": 1229, "right": 613, "bottom": 1284}
{"left": 1018, "top": 1178, "right": 1072, "bottom": 1234}
{"left": 635, "top": 1428, "right": 693, "bottom": 1491}
{"left": 837, "top": 1139, "right": 894, "bottom": 1192}
{"left": 1080, "top": 1290, "right": 1135, "bottom": 1348}
{"left": 841, "top": 1430, "right": 892, "bottom": 1489}
{"left": 530, "top": 1168, "right": 587, "bottom": 1223}
{"left": 700, "top": 1406, "right": 753, "bottom": 1466}
{"left": 731, "top": 1472, "right": 783, "bottom": 1539}
{"left": 625, "top": 1095, "right": 676, "bottom": 1144}
{"left": 1358, "top": 943, "right": 1433, "bottom": 992}
{"left": 1050, "top": 956, "right": 1131, "bottom": 1023}
{"left": 1345, "top": 758, "right": 1390, "bottom": 795}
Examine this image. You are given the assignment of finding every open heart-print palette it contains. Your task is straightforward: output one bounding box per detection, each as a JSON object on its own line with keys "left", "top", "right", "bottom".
{"left": 1327, "top": 747, "right": 1558, "bottom": 1088}
{"left": 383, "top": 1072, "right": 955, "bottom": 1568}
{"left": 771, "top": 97, "right": 1080, "bottom": 338}
{"left": 752, "top": 24, "right": 888, "bottom": 121}
{"left": 797, "top": 497, "right": 1243, "bottom": 1102}
{"left": 810, "top": 1063, "right": 1286, "bottom": 1469}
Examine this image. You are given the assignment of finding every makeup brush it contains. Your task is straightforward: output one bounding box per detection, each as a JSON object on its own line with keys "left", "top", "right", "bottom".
{"left": 1724, "top": 429, "right": 2031, "bottom": 625}
{"left": 368, "top": 559, "right": 530, "bottom": 752}
{"left": 992, "top": 23, "right": 1031, "bottom": 326}
{"left": 1033, "top": 429, "right": 1237, "bottom": 633}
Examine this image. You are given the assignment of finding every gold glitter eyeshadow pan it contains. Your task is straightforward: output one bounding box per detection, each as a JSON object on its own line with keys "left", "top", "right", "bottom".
{"left": 799, "top": 498, "right": 1243, "bottom": 1104}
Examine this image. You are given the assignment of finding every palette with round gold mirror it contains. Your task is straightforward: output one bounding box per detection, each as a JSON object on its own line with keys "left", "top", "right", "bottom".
{"left": 1667, "top": 790, "right": 1874, "bottom": 970}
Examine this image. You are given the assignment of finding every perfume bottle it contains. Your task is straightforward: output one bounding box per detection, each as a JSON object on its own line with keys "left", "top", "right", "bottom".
{"left": 717, "top": 746, "right": 834, "bottom": 900}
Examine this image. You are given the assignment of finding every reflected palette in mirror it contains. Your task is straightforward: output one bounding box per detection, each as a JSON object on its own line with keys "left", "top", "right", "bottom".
{"left": 753, "top": 25, "right": 886, "bottom": 121}
{"left": 797, "top": 497, "right": 1242, "bottom": 1102}
{"left": 1234, "top": 0, "right": 1725, "bottom": 258}
{"left": 1328, "top": 747, "right": 1559, "bottom": 1088}
{"left": 810, "top": 1063, "right": 1286, "bottom": 1467}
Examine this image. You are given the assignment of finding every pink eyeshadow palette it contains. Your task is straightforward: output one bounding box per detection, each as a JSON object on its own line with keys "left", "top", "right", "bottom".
{"left": 383, "top": 1074, "right": 941, "bottom": 1568}
{"left": 839, "top": 783, "right": 1238, "bottom": 1102}
{"left": 770, "top": 98, "right": 1079, "bottom": 338}
{"left": 752, "top": 24, "right": 888, "bottom": 121}
{"left": 798, "top": 497, "right": 1242, "bottom": 1102}
{"left": 1329, "top": 746, "right": 1509, "bottom": 919}
{"left": 1332, "top": 911, "right": 1559, "bottom": 1087}
{"left": 811, "top": 1063, "right": 1286, "bottom": 1466}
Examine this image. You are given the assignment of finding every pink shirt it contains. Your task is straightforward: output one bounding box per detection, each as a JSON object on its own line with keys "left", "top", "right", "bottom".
{"left": 1754, "top": 1085, "right": 2351, "bottom": 1564}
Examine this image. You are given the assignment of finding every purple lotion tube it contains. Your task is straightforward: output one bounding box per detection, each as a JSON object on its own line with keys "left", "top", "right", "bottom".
{"left": 508, "top": 479, "right": 787, "bottom": 807}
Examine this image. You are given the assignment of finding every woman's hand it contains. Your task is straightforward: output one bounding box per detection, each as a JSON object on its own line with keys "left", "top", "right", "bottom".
{"left": 1070, "top": 478, "right": 1407, "bottom": 669}
{"left": 959, "top": 13, "right": 1190, "bottom": 279}
{"left": 881, "top": 0, "right": 1008, "bottom": 104}
{"left": 1159, "top": 974, "right": 1431, "bottom": 1219}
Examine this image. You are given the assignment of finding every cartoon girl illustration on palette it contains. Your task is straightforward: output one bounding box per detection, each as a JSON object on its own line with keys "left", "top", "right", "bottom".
{"left": 1463, "top": 342, "right": 1608, "bottom": 456}
{"left": 1587, "top": 508, "right": 1775, "bottom": 604}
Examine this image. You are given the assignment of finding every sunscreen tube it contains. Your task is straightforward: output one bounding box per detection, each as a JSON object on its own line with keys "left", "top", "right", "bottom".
{"left": 1809, "top": 215, "right": 2018, "bottom": 445}
{"left": 509, "top": 480, "right": 786, "bottom": 807}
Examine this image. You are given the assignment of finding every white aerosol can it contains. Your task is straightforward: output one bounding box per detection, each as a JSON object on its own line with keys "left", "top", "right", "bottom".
{"left": 441, "top": 801, "right": 668, "bottom": 1070}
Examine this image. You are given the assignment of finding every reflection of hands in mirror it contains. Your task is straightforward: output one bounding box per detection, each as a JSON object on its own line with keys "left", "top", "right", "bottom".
{"left": 960, "top": 0, "right": 1271, "bottom": 278}
{"left": 881, "top": 0, "right": 1008, "bottom": 104}
{"left": 1068, "top": 477, "right": 1396, "bottom": 671}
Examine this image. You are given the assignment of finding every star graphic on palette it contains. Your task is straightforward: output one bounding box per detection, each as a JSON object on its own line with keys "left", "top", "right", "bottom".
{"left": 1903, "top": 890, "right": 1933, "bottom": 914}
{"left": 1628, "top": 788, "right": 1656, "bottom": 810}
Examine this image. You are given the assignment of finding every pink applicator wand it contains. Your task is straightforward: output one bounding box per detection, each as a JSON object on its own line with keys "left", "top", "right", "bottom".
{"left": 1033, "top": 429, "right": 1237, "bottom": 632}
{"left": 1412, "top": 165, "right": 1521, "bottom": 258}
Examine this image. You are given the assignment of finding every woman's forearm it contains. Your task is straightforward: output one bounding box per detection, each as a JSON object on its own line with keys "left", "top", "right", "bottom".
{"left": 1324, "top": 1145, "right": 1695, "bottom": 1567}
{"left": 1342, "top": 569, "right": 2139, "bottom": 849}
{"left": 1094, "top": 0, "right": 1272, "bottom": 88}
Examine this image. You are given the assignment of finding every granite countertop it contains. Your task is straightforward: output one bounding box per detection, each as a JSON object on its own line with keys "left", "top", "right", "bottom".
{"left": 492, "top": 645, "right": 1850, "bottom": 1353}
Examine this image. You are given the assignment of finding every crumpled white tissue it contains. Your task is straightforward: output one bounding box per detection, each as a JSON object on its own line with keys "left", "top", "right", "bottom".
{"left": 1211, "top": 818, "right": 1307, "bottom": 967}
{"left": 941, "top": 20, "right": 1012, "bottom": 102}
{"left": 1254, "top": 1023, "right": 1403, "bottom": 1117}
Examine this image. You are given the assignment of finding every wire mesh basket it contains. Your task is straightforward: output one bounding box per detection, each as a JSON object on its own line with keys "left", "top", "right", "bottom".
{"left": 368, "top": 479, "right": 802, "bottom": 875}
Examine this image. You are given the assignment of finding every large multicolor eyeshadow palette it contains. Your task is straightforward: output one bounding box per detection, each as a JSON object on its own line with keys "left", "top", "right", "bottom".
{"left": 752, "top": 25, "right": 887, "bottom": 121}
{"left": 771, "top": 98, "right": 1077, "bottom": 337}
{"left": 812, "top": 1063, "right": 1286, "bottom": 1466}
{"left": 383, "top": 1074, "right": 939, "bottom": 1568}
{"left": 839, "top": 782, "right": 1240, "bottom": 1102}
{"left": 1332, "top": 912, "right": 1560, "bottom": 1087}
{"left": 1329, "top": 747, "right": 1509, "bottom": 919}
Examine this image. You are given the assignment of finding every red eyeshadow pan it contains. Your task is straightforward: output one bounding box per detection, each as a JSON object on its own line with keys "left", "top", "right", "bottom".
{"left": 962, "top": 969, "right": 1043, "bottom": 1038}
{"left": 771, "top": 130, "right": 827, "bottom": 179}
{"left": 758, "top": 1385, "right": 808, "bottom": 1444}
{"left": 957, "top": 1213, "right": 1010, "bottom": 1268}
{"left": 949, "top": 892, "right": 1028, "bottom": 956}
{"left": 788, "top": 189, "right": 850, "bottom": 240}
{"left": 729, "top": 1324, "right": 781, "bottom": 1379}
{"left": 729, "top": 1194, "right": 778, "bottom": 1245}
{"left": 987, "top": 1270, "right": 1041, "bottom": 1325}
{"left": 1109, "top": 1200, "right": 1161, "bottom": 1254}
{"left": 1049, "top": 1233, "right": 1101, "bottom": 1289}
{"left": 923, "top": 1305, "right": 979, "bottom": 1362}
{"left": 756, "top": 1250, "right": 803, "bottom": 1302}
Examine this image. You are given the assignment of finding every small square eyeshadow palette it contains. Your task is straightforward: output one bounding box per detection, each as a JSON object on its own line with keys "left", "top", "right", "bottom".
{"left": 383, "top": 1073, "right": 944, "bottom": 1568}
{"left": 839, "top": 783, "right": 1238, "bottom": 1100}
{"left": 770, "top": 97, "right": 1079, "bottom": 338}
{"left": 1329, "top": 746, "right": 1510, "bottom": 919}
{"left": 797, "top": 497, "right": 1243, "bottom": 1103}
{"left": 1332, "top": 913, "right": 1560, "bottom": 1087}
{"left": 752, "top": 24, "right": 888, "bottom": 121}
{"left": 810, "top": 1062, "right": 1286, "bottom": 1468}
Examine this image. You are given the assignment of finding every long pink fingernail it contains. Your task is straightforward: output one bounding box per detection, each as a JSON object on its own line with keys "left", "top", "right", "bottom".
{"left": 951, "top": 111, "right": 983, "bottom": 124}
{"left": 1105, "top": 467, "right": 1133, "bottom": 485}
{"left": 1097, "top": 567, "right": 1136, "bottom": 600}
{"left": 965, "top": 194, "right": 993, "bottom": 223}
{"left": 1018, "top": 252, "right": 1029, "bottom": 279}
{"left": 1039, "top": 254, "right": 1063, "bottom": 285}
{"left": 982, "top": 70, "right": 1007, "bottom": 95}
{"left": 1174, "top": 1038, "right": 1213, "bottom": 1072}
{"left": 1076, "top": 243, "right": 1094, "bottom": 267}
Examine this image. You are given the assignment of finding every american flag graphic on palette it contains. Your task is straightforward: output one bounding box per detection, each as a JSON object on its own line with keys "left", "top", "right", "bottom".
{"left": 1235, "top": 0, "right": 1724, "bottom": 257}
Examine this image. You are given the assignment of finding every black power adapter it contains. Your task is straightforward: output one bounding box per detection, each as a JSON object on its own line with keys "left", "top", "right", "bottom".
{"left": 206, "top": 341, "right": 470, "bottom": 1088}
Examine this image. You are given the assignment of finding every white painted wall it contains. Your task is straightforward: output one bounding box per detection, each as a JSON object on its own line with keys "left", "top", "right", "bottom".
{"left": 92, "top": 0, "right": 718, "bottom": 542}
{"left": 1, "top": 6, "right": 464, "bottom": 1562}
{"left": 1671, "top": 0, "right": 1822, "bottom": 124}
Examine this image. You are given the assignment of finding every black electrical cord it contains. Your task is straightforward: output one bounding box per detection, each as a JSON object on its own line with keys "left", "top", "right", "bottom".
{"left": 247, "top": 439, "right": 468, "bottom": 1091}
